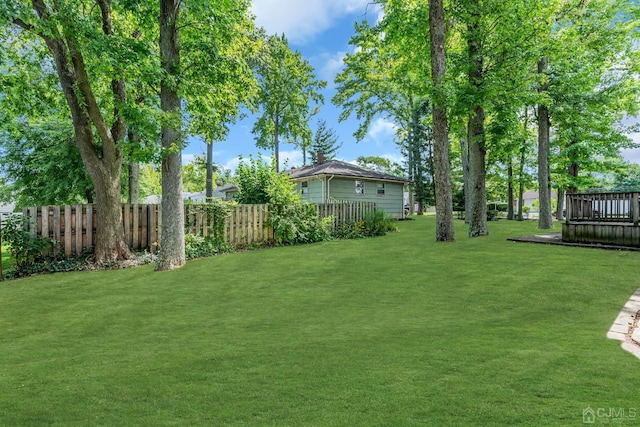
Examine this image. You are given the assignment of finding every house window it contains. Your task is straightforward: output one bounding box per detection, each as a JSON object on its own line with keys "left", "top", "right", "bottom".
{"left": 377, "top": 183, "right": 385, "bottom": 196}
{"left": 301, "top": 181, "right": 309, "bottom": 195}
{"left": 355, "top": 180, "right": 365, "bottom": 195}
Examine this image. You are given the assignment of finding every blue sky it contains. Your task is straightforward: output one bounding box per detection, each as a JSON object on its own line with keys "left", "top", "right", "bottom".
{"left": 182, "top": 0, "right": 401, "bottom": 171}
{"left": 182, "top": 0, "right": 640, "bottom": 170}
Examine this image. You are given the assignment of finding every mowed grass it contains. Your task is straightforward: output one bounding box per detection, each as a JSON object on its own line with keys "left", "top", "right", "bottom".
{"left": 1, "top": 217, "right": 640, "bottom": 426}
{"left": 1, "top": 245, "right": 11, "bottom": 272}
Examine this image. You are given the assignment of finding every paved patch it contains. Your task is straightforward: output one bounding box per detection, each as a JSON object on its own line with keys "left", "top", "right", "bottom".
{"left": 607, "top": 288, "right": 640, "bottom": 359}
{"left": 507, "top": 233, "right": 640, "bottom": 251}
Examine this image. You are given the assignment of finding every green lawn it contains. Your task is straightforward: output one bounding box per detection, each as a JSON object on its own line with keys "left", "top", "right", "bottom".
{"left": 1, "top": 217, "right": 639, "bottom": 426}
{"left": 1, "top": 245, "right": 10, "bottom": 272}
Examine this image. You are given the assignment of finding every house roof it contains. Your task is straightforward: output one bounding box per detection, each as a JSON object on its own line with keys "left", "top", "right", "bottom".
{"left": 288, "top": 160, "right": 409, "bottom": 183}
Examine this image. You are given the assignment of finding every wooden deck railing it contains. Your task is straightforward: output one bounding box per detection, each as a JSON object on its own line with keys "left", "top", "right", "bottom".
{"left": 565, "top": 192, "right": 640, "bottom": 225}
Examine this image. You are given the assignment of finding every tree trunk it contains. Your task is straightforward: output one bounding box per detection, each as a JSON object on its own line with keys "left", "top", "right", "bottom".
{"left": 537, "top": 57, "right": 553, "bottom": 229}
{"left": 157, "top": 0, "right": 185, "bottom": 271}
{"left": 467, "top": 14, "right": 488, "bottom": 237}
{"left": 507, "top": 159, "right": 514, "bottom": 220}
{"left": 127, "top": 129, "right": 140, "bottom": 204}
{"left": 460, "top": 135, "right": 470, "bottom": 224}
{"left": 128, "top": 161, "right": 140, "bottom": 204}
{"left": 274, "top": 115, "right": 280, "bottom": 172}
{"left": 206, "top": 138, "right": 214, "bottom": 201}
{"left": 568, "top": 161, "right": 579, "bottom": 194}
{"left": 517, "top": 107, "right": 528, "bottom": 221}
{"left": 429, "top": 0, "right": 454, "bottom": 241}
{"left": 556, "top": 188, "right": 565, "bottom": 220}
{"left": 467, "top": 110, "right": 488, "bottom": 236}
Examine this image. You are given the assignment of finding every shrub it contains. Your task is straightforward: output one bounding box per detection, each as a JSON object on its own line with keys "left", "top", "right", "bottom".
{"left": 184, "top": 233, "right": 234, "bottom": 260}
{"left": 1, "top": 213, "right": 52, "bottom": 274}
{"left": 362, "top": 209, "right": 397, "bottom": 236}
{"left": 333, "top": 209, "right": 396, "bottom": 239}
{"left": 268, "top": 204, "right": 333, "bottom": 245}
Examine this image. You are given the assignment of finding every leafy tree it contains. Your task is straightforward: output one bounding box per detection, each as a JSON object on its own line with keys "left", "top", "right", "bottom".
{"left": 356, "top": 156, "right": 404, "bottom": 177}
{"left": 0, "top": 120, "right": 94, "bottom": 206}
{"left": 252, "top": 34, "right": 325, "bottom": 171}
{"left": 1, "top": 0, "right": 143, "bottom": 262}
{"left": 139, "top": 164, "right": 162, "bottom": 202}
{"left": 234, "top": 155, "right": 273, "bottom": 204}
{"left": 309, "top": 119, "right": 342, "bottom": 164}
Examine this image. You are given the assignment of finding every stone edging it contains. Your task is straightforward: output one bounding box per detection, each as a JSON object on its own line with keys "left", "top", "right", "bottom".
{"left": 607, "top": 289, "right": 640, "bottom": 359}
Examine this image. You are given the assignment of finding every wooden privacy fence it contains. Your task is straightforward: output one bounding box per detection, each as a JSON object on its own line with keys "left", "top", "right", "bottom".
{"left": 315, "top": 201, "right": 378, "bottom": 228}
{"left": 22, "top": 201, "right": 377, "bottom": 259}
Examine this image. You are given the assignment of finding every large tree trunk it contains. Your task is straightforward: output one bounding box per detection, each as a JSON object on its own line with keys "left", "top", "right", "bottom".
{"left": 537, "top": 57, "right": 553, "bottom": 229}
{"left": 467, "top": 13, "right": 488, "bottom": 237}
{"left": 25, "top": 0, "right": 131, "bottom": 263}
{"left": 157, "top": 0, "right": 185, "bottom": 271}
{"left": 429, "top": 0, "right": 454, "bottom": 241}
{"left": 467, "top": 109, "right": 488, "bottom": 236}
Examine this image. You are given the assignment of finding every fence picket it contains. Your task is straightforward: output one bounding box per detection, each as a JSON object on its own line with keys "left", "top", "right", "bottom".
{"left": 20, "top": 201, "right": 376, "bottom": 259}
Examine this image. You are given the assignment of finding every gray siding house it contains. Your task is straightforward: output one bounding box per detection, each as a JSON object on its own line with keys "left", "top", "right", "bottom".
{"left": 288, "top": 160, "right": 409, "bottom": 218}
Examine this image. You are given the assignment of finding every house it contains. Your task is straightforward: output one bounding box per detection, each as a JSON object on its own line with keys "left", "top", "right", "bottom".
{"left": 287, "top": 157, "right": 410, "bottom": 219}
{"left": 144, "top": 184, "right": 237, "bottom": 204}
{"left": 518, "top": 190, "right": 559, "bottom": 216}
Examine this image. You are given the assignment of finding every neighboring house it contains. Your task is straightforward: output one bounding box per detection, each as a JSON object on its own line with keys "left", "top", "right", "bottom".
{"left": 519, "top": 190, "right": 558, "bottom": 213}
{"left": 288, "top": 159, "right": 410, "bottom": 218}
{"left": 144, "top": 184, "right": 237, "bottom": 204}
{"left": 0, "top": 201, "right": 16, "bottom": 214}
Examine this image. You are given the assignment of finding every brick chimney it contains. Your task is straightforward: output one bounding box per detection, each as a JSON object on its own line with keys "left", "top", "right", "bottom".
{"left": 317, "top": 151, "right": 325, "bottom": 164}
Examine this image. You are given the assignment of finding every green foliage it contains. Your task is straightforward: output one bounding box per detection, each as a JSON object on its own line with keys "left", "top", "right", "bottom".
{"left": 184, "top": 201, "right": 233, "bottom": 246}
{"left": 184, "top": 233, "right": 234, "bottom": 260}
{"left": 334, "top": 209, "right": 396, "bottom": 239}
{"left": 356, "top": 156, "right": 404, "bottom": 177}
{"left": 234, "top": 155, "right": 274, "bottom": 204}
{"left": 251, "top": 33, "right": 325, "bottom": 166}
{"left": 310, "top": 119, "right": 342, "bottom": 164}
{"left": 268, "top": 204, "right": 332, "bottom": 245}
{"left": 0, "top": 120, "right": 94, "bottom": 206}
{"left": 1, "top": 214, "right": 51, "bottom": 275}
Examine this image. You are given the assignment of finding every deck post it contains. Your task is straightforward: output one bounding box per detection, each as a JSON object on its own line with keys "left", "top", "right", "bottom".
{"left": 565, "top": 193, "right": 572, "bottom": 224}
{"left": 633, "top": 193, "right": 639, "bottom": 226}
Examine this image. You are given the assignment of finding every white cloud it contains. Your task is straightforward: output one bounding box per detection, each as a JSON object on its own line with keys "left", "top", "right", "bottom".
{"left": 223, "top": 156, "right": 242, "bottom": 172}
{"left": 366, "top": 118, "right": 398, "bottom": 145}
{"left": 251, "top": 0, "right": 378, "bottom": 44}
{"left": 316, "top": 51, "right": 347, "bottom": 84}
{"left": 622, "top": 132, "right": 640, "bottom": 165}
{"left": 278, "top": 150, "right": 304, "bottom": 170}
{"left": 380, "top": 153, "right": 405, "bottom": 166}
{"left": 182, "top": 153, "right": 197, "bottom": 165}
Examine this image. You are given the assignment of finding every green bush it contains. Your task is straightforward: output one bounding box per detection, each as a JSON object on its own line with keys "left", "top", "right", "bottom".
{"left": 333, "top": 209, "right": 396, "bottom": 239}
{"left": 268, "top": 204, "right": 333, "bottom": 245}
{"left": 1, "top": 213, "right": 52, "bottom": 275}
{"left": 184, "top": 233, "right": 234, "bottom": 260}
{"left": 363, "top": 209, "right": 397, "bottom": 236}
